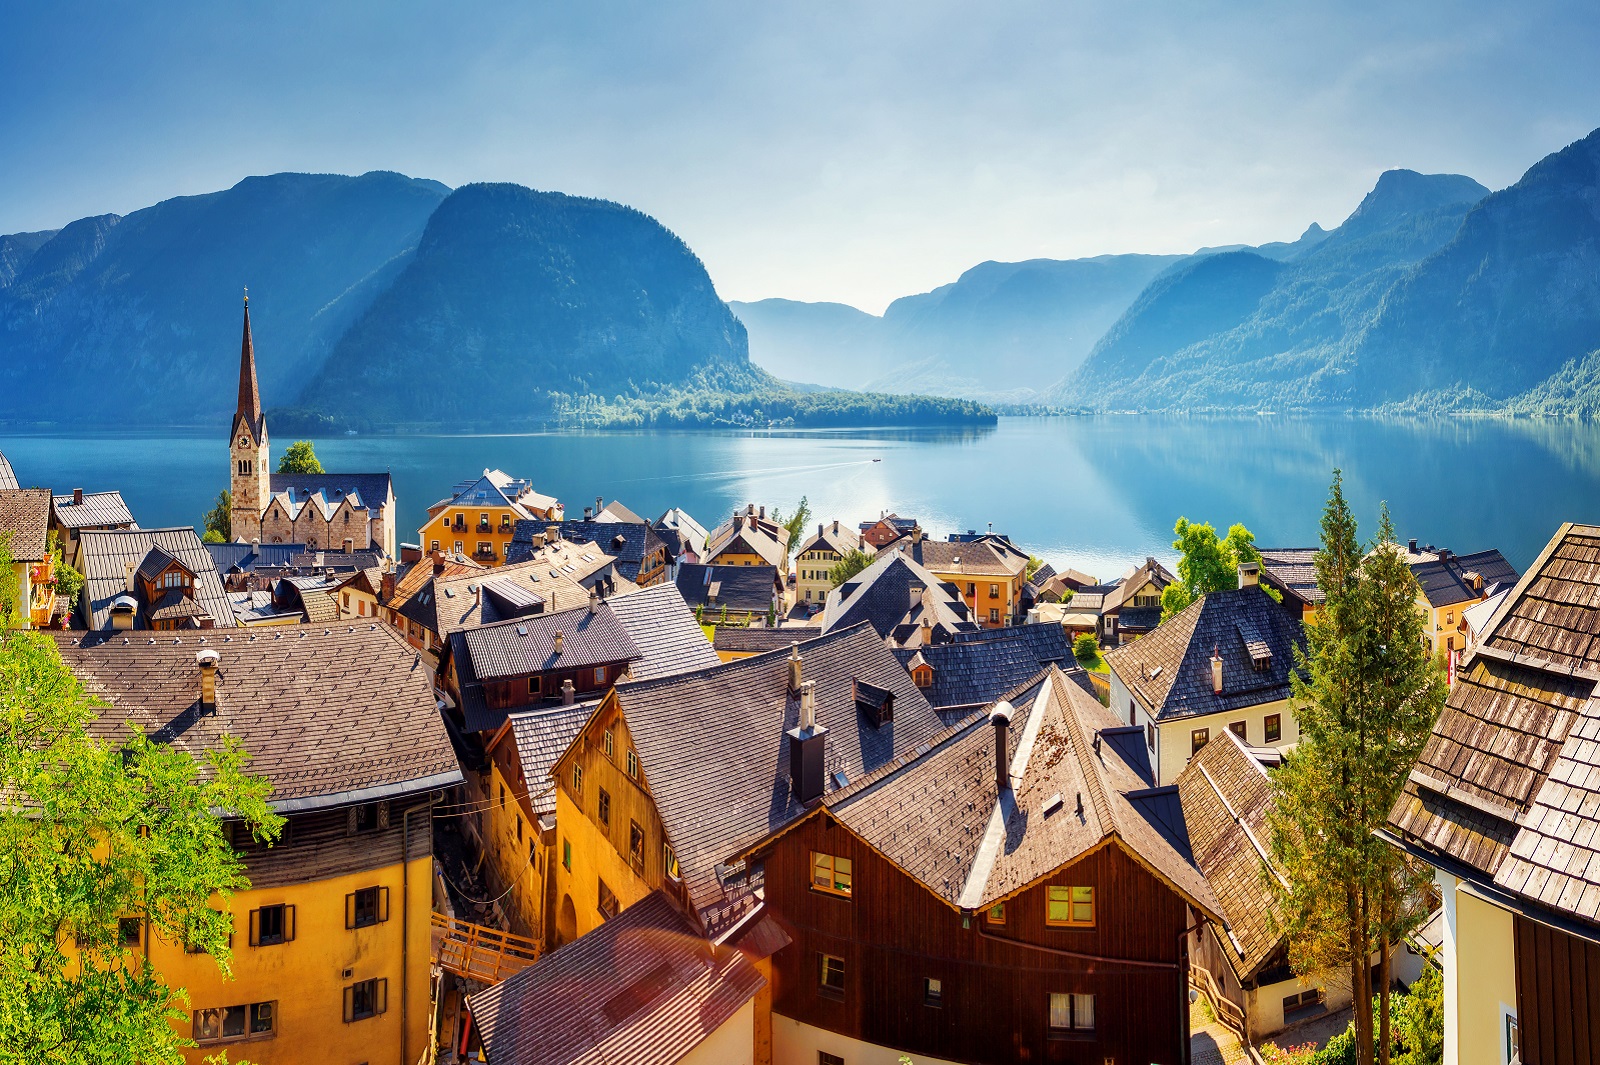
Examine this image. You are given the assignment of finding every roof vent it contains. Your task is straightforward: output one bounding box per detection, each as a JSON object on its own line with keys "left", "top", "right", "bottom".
{"left": 1041, "top": 793, "right": 1064, "bottom": 818}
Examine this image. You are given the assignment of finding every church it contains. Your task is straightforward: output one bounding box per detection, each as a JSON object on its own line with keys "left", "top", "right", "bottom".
{"left": 229, "top": 297, "right": 398, "bottom": 559}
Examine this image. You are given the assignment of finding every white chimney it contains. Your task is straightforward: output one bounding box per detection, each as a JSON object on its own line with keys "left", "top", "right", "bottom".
{"left": 554, "top": 631, "right": 565, "bottom": 656}
{"left": 588, "top": 590, "right": 599, "bottom": 615}
{"left": 799, "top": 679, "right": 817, "bottom": 732}
{"left": 561, "top": 678, "right": 575, "bottom": 705}
{"left": 197, "top": 649, "right": 220, "bottom": 711}
{"left": 124, "top": 561, "right": 137, "bottom": 593}
{"left": 1238, "top": 561, "right": 1260, "bottom": 589}
{"left": 788, "top": 643, "right": 802, "bottom": 693}
{"left": 1211, "top": 646, "right": 1223, "bottom": 694}
{"left": 991, "top": 701, "right": 1014, "bottom": 794}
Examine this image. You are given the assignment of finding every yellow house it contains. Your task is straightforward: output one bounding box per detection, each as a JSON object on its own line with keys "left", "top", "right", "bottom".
{"left": 705, "top": 504, "right": 790, "bottom": 569}
{"left": 1385, "top": 523, "right": 1600, "bottom": 1065}
{"left": 57, "top": 625, "right": 463, "bottom": 1064}
{"left": 334, "top": 564, "right": 389, "bottom": 621}
{"left": 421, "top": 470, "right": 563, "bottom": 567}
{"left": 882, "top": 530, "right": 1029, "bottom": 628}
{"left": 1105, "top": 571, "right": 1305, "bottom": 786}
{"left": 1401, "top": 542, "right": 1520, "bottom": 662}
{"left": 0, "top": 487, "right": 56, "bottom": 628}
{"left": 794, "top": 520, "right": 860, "bottom": 606}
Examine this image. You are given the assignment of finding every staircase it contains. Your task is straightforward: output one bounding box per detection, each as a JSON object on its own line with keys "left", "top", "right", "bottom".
{"left": 431, "top": 912, "right": 540, "bottom": 985}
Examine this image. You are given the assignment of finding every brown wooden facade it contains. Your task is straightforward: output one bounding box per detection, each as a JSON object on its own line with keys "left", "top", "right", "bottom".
{"left": 754, "top": 813, "right": 1194, "bottom": 1065}
{"left": 1514, "top": 915, "right": 1600, "bottom": 1065}
{"left": 474, "top": 660, "right": 628, "bottom": 714}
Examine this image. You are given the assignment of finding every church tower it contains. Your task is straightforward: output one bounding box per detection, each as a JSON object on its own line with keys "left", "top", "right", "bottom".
{"left": 229, "top": 292, "right": 271, "bottom": 542}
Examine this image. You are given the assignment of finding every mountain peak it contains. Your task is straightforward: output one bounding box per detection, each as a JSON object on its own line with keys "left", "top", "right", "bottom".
{"left": 1337, "top": 169, "right": 1489, "bottom": 237}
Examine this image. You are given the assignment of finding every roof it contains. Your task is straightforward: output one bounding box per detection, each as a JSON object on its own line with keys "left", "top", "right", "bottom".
{"left": 597, "top": 500, "right": 645, "bottom": 524}
{"left": 431, "top": 469, "right": 559, "bottom": 519}
{"left": 466, "top": 892, "right": 764, "bottom": 1065}
{"left": 1410, "top": 549, "right": 1520, "bottom": 609}
{"left": 798, "top": 520, "right": 861, "bottom": 557}
{"left": 51, "top": 490, "right": 135, "bottom": 530}
{"left": 1106, "top": 585, "right": 1305, "bottom": 722}
{"left": 598, "top": 623, "right": 946, "bottom": 921}
{"left": 0, "top": 450, "right": 17, "bottom": 491}
{"left": 137, "top": 544, "right": 186, "bottom": 582}
{"left": 526, "top": 520, "right": 665, "bottom": 584}
{"left": 233, "top": 302, "right": 264, "bottom": 440}
{"left": 704, "top": 522, "right": 787, "bottom": 569}
{"left": 860, "top": 514, "right": 919, "bottom": 535}
{"left": 712, "top": 627, "right": 815, "bottom": 655}
{"left": 603, "top": 583, "right": 721, "bottom": 681}
{"left": 80, "top": 527, "right": 236, "bottom": 629}
{"left": 413, "top": 543, "right": 624, "bottom": 640}
{"left": 950, "top": 620, "right": 1072, "bottom": 665}
{"left": 881, "top": 535, "right": 1027, "bottom": 578}
{"left": 675, "top": 564, "right": 778, "bottom": 613}
{"left": 823, "top": 668, "right": 1221, "bottom": 917}
{"left": 510, "top": 702, "right": 597, "bottom": 819}
{"left": 1176, "top": 730, "right": 1286, "bottom": 980}
{"left": 1102, "top": 558, "right": 1176, "bottom": 613}
{"left": 1026, "top": 561, "right": 1057, "bottom": 591}
{"left": 265, "top": 472, "right": 393, "bottom": 523}
{"left": 654, "top": 508, "right": 709, "bottom": 558}
{"left": 820, "top": 550, "right": 975, "bottom": 646}
{"left": 205, "top": 542, "right": 384, "bottom": 576}
{"left": 1258, "top": 548, "right": 1322, "bottom": 607}
{"left": 1387, "top": 523, "right": 1600, "bottom": 930}
{"left": 0, "top": 488, "right": 52, "bottom": 561}
{"left": 55, "top": 625, "right": 461, "bottom": 811}
{"left": 892, "top": 632, "right": 1054, "bottom": 709}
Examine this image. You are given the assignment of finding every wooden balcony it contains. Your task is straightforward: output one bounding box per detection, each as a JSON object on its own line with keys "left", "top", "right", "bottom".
{"left": 431, "top": 912, "right": 539, "bottom": 986}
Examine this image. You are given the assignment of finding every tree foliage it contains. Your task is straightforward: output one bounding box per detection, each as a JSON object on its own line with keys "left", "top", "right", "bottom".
{"left": 275, "top": 440, "right": 323, "bottom": 475}
{"left": 201, "top": 490, "right": 232, "bottom": 543}
{"left": 46, "top": 532, "right": 85, "bottom": 608}
{"left": 1267, "top": 471, "right": 1447, "bottom": 1065}
{"left": 1072, "top": 632, "right": 1100, "bottom": 662}
{"left": 829, "top": 549, "right": 874, "bottom": 588}
{"left": 772, "top": 497, "right": 812, "bottom": 562}
{"left": 1160, "top": 517, "right": 1277, "bottom": 620}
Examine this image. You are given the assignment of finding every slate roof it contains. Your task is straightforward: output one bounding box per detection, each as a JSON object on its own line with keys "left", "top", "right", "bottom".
{"left": 51, "top": 490, "right": 135, "bottom": 530}
{"left": 1386, "top": 523, "right": 1600, "bottom": 930}
{"left": 0, "top": 450, "right": 16, "bottom": 491}
{"left": 798, "top": 520, "right": 861, "bottom": 557}
{"left": 1258, "top": 547, "right": 1322, "bottom": 607}
{"left": 601, "top": 623, "right": 945, "bottom": 921}
{"left": 654, "top": 508, "right": 710, "bottom": 559}
{"left": 55, "top": 625, "right": 461, "bottom": 810}
{"left": 603, "top": 583, "right": 721, "bottom": 681}
{"left": 1176, "top": 730, "right": 1286, "bottom": 980}
{"left": 1106, "top": 585, "right": 1305, "bottom": 722}
{"left": 0, "top": 488, "right": 52, "bottom": 561}
{"left": 675, "top": 564, "right": 779, "bottom": 614}
{"left": 1410, "top": 549, "right": 1520, "bottom": 609}
{"left": 205, "top": 542, "right": 384, "bottom": 576}
{"left": 1102, "top": 558, "right": 1176, "bottom": 614}
{"left": 417, "top": 544, "right": 623, "bottom": 640}
{"left": 820, "top": 550, "right": 975, "bottom": 646}
{"left": 893, "top": 632, "right": 1054, "bottom": 709}
{"left": 882, "top": 535, "right": 1027, "bottom": 578}
{"left": 950, "top": 620, "right": 1073, "bottom": 665}
{"left": 522, "top": 519, "right": 665, "bottom": 584}
{"left": 712, "top": 627, "right": 815, "bottom": 655}
{"left": 267, "top": 472, "right": 393, "bottom": 509}
{"left": 510, "top": 702, "right": 597, "bottom": 819}
{"left": 430, "top": 469, "right": 560, "bottom": 519}
{"left": 80, "top": 527, "right": 236, "bottom": 629}
{"left": 466, "top": 892, "right": 764, "bottom": 1065}
{"left": 822, "top": 668, "right": 1221, "bottom": 917}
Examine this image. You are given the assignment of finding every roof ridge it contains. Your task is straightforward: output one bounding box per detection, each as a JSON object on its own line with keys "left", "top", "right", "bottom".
{"left": 1052, "top": 669, "right": 1117, "bottom": 831}
{"left": 614, "top": 620, "right": 879, "bottom": 696}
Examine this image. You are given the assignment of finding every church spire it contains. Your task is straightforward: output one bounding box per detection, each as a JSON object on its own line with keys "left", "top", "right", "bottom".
{"left": 236, "top": 288, "right": 263, "bottom": 436}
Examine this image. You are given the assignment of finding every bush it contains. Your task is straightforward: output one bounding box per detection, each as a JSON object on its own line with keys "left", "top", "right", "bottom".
{"left": 1073, "top": 633, "right": 1100, "bottom": 661}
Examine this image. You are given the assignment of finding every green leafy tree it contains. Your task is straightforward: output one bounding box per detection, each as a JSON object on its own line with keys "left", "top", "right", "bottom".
{"left": 201, "top": 490, "right": 232, "bottom": 543}
{"left": 0, "top": 616, "right": 282, "bottom": 1062}
{"left": 1025, "top": 555, "right": 1045, "bottom": 580}
{"left": 1391, "top": 966, "right": 1443, "bottom": 1065}
{"left": 46, "top": 532, "right": 85, "bottom": 608}
{"left": 1073, "top": 632, "right": 1100, "bottom": 662}
{"left": 1268, "top": 472, "right": 1447, "bottom": 1065}
{"left": 771, "top": 497, "right": 812, "bottom": 563}
{"left": 1160, "top": 517, "right": 1276, "bottom": 620}
{"left": 275, "top": 440, "right": 323, "bottom": 475}
{"left": 0, "top": 533, "right": 19, "bottom": 630}
{"left": 829, "top": 548, "right": 874, "bottom": 587}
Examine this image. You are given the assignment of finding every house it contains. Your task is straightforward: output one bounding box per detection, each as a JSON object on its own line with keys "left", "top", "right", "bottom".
{"left": 228, "top": 297, "right": 398, "bottom": 558}
{"left": 1104, "top": 564, "right": 1305, "bottom": 785}
{"left": 704, "top": 505, "right": 790, "bottom": 569}
{"left": 740, "top": 667, "right": 1223, "bottom": 1065}
{"left": 1098, "top": 557, "right": 1176, "bottom": 644}
{"left": 1401, "top": 539, "right": 1520, "bottom": 662}
{"left": 463, "top": 891, "right": 769, "bottom": 1065}
{"left": 378, "top": 555, "right": 482, "bottom": 658}
{"left": 712, "top": 626, "right": 814, "bottom": 662}
{"left": 419, "top": 470, "right": 562, "bottom": 566}
{"left": 520, "top": 518, "right": 669, "bottom": 587}
{"left": 654, "top": 507, "right": 710, "bottom": 575}
{"left": 50, "top": 488, "right": 136, "bottom": 569}
{"left": 206, "top": 542, "right": 386, "bottom": 590}
{"left": 794, "top": 520, "right": 862, "bottom": 607}
{"left": 591, "top": 497, "right": 645, "bottom": 524}
{"left": 879, "top": 529, "right": 1030, "bottom": 628}
{"left": 332, "top": 565, "right": 389, "bottom": 621}
{"left": 858, "top": 511, "right": 919, "bottom": 548}
{"left": 0, "top": 487, "right": 56, "bottom": 627}
{"left": 675, "top": 563, "right": 781, "bottom": 624}
{"left": 819, "top": 548, "right": 977, "bottom": 647}
{"left": 78, "top": 527, "right": 236, "bottom": 631}
{"left": 1383, "top": 522, "right": 1600, "bottom": 1065}
{"left": 56, "top": 625, "right": 461, "bottom": 1065}
{"left": 227, "top": 575, "right": 340, "bottom": 627}
{"left": 1258, "top": 547, "right": 1322, "bottom": 622}
{"left": 895, "top": 622, "right": 1073, "bottom": 711}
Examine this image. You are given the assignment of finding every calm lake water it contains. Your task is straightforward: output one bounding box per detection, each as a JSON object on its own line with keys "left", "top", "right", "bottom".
{"left": 4, "top": 415, "right": 1597, "bottom": 579}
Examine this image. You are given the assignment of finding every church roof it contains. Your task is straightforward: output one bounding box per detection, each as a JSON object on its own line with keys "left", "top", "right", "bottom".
{"left": 232, "top": 298, "right": 265, "bottom": 440}
{"left": 266, "top": 474, "right": 393, "bottom": 522}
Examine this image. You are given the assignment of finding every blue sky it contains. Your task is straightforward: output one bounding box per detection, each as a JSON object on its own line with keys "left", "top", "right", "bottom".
{"left": 2, "top": 1, "right": 1596, "bottom": 312}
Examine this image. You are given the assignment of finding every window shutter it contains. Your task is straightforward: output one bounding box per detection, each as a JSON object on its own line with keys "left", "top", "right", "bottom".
{"left": 379, "top": 887, "right": 390, "bottom": 923}
{"left": 248, "top": 908, "right": 260, "bottom": 947}
{"left": 284, "top": 905, "right": 296, "bottom": 942}
{"left": 347, "top": 806, "right": 358, "bottom": 835}
{"left": 345, "top": 893, "right": 356, "bottom": 930}
{"left": 343, "top": 985, "right": 355, "bottom": 1023}
{"left": 375, "top": 978, "right": 388, "bottom": 1016}
{"left": 378, "top": 802, "right": 390, "bottom": 830}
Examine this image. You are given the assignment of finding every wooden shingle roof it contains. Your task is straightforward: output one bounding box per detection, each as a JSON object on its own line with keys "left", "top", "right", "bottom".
{"left": 0, "top": 487, "right": 51, "bottom": 562}
{"left": 51, "top": 489, "right": 135, "bottom": 530}
{"left": 80, "top": 527, "right": 236, "bottom": 629}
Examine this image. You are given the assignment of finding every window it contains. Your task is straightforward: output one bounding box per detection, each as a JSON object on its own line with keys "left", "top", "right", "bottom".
{"left": 516, "top": 816, "right": 523, "bottom": 842}
{"left": 989, "top": 583, "right": 1000, "bottom": 598}
{"left": 598, "top": 878, "right": 620, "bottom": 920}
{"left": 454, "top": 540, "right": 463, "bottom": 553}
{"left": 663, "top": 842, "right": 679, "bottom": 879}
{"left": 1229, "top": 721, "right": 1247, "bottom": 741}
{"left": 811, "top": 852, "right": 853, "bottom": 897}
{"left": 966, "top": 582, "right": 976, "bottom": 597}
{"left": 343, "top": 978, "right": 387, "bottom": 1022}
{"left": 1192, "top": 728, "right": 1210, "bottom": 755}
{"left": 627, "top": 749, "right": 639, "bottom": 778}
{"left": 430, "top": 540, "right": 440, "bottom": 553}
{"left": 528, "top": 676, "right": 542, "bottom": 696}
{"left": 989, "top": 608, "right": 1000, "bottom": 623}
{"left": 598, "top": 788, "right": 611, "bottom": 828}
{"left": 986, "top": 902, "right": 1005, "bottom": 924}
{"left": 572, "top": 763, "right": 583, "bottom": 798}
{"left": 1282, "top": 988, "right": 1322, "bottom": 1016}
{"left": 1264, "top": 714, "right": 1282, "bottom": 742}
{"left": 1133, "top": 593, "right": 1161, "bottom": 609}
{"left": 603, "top": 729, "right": 614, "bottom": 758}
{"left": 1048, "top": 992, "right": 1095, "bottom": 1032}
{"left": 498, "top": 783, "right": 506, "bottom": 808}
{"left": 353, "top": 803, "right": 380, "bottom": 833}
{"left": 194, "top": 1001, "right": 275, "bottom": 1043}
{"left": 119, "top": 917, "right": 142, "bottom": 948}
{"left": 342, "top": 592, "right": 350, "bottom": 609}
{"left": 818, "top": 953, "right": 845, "bottom": 993}
{"left": 629, "top": 821, "right": 645, "bottom": 867}
{"left": 820, "top": 1054, "right": 845, "bottom": 1065}
{"left": 477, "top": 541, "right": 493, "bottom": 556}
{"left": 562, "top": 838, "right": 572, "bottom": 871}
{"left": 924, "top": 977, "right": 944, "bottom": 1007}
{"left": 593, "top": 666, "right": 606, "bottom": 686}
{"left": 248, "top": 904, "right": 295, "bottom": 946}
{"left": 1146, "top": 722, "right": 1156, "bottom": 750}
{"left": 345, "top": 887, "right": 389, "bottom": 929}
{"left": 1505, "top": 1011, "right": 1520, "bottom": 1065}
{"left": 1046, "top": 886, "right": 1094, "bottom": 927}
{"left": 357, "top": 600, "right": 366, "bottom": 616}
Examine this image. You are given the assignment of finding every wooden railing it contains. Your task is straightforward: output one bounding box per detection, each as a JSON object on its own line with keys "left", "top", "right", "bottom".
{"left": 1190, "top": 964, "right": 1248, "bottom": 1039}
{"left": 431, "top": 912, "right": 540, "bottom": 985}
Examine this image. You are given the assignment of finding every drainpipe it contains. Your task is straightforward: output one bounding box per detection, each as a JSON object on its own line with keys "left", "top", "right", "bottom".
{"left": 401, "top": 798, "right": 435, "bottom": 1065}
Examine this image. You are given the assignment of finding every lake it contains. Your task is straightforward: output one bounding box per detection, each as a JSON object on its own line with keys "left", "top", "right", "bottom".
{"left": 4, "top": 415, "right": 1598, "bottom": 579}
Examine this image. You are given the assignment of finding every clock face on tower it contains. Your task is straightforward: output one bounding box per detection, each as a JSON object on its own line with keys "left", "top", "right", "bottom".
{"left": 238, "top": 436, "right": 249, "bottom": 449}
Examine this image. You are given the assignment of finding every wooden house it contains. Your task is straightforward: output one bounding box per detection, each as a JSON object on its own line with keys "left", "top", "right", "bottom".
{"left": 0, "top": 487, "right": 56, "bottom": 628}
{"left": 49, "top": 487, "right": 136, "bottom": 569}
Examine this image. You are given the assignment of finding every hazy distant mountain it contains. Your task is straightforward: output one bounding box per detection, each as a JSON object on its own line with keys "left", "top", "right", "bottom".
{"left": 0, "top": 229, "right": 58, "bottom": 288}
{"left": 727, "top": 298, "right": 886, "bottom": 388}
{"left": 0, "top": 171, "right": 450, "bottom": 422}
{"left": 307, "top": 183, "right": 749, "bottom": 421}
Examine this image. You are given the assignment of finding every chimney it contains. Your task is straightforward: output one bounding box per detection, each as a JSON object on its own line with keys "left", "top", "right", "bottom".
{"left": 72, "top": 487, "right": 83, "bottom": 505}
{"left": 1408, "top": 538, "right": 1418, "bottom": 554}
{"left": 788, "top": 643, "right": 802, "bottom": 693}
{"left": 909, "top": 582, "right": 925, "bottom": 612}
{"left": 912, "top": 526, "right": 923, "bottom": 546}
{"left": 991, "top": 700, "right": 1014, "bottom": 795}
{"left": 197, "top": 649, "right": 220, "bottom": 713}
{"left": 546, "top": 524, "right": 560, "bottom": 544}
{"left": 124, "top": 561, "right": 137, "bottom": 593}
{"left": 1472, "top": 571, "right": 1484, "bottom": 592}
{"left": 1238, "top": 561, "right": 1259, "bottom": 588}
{"left": 596, "top": 496, "right": 604, "bottom": 517}
{"left": 343, "top": 537, "right": 354, "bottom": 554}
{"left": 433, "top": 557, "right": 447, "bottom": 576}
{"left": 1211, "top": 646, "right": 1223, "bottom": 694}
{"left": 831, "top": 520, "right": 839, "bottom": 535}
{"left": 817, "top": 523, "right": 824, "bottom": 539}
{"left": 921, "top": 615, "right": 932, "bottom": 639}
{"left": 588, "top": 590, "right": 599, "bottom": 615}
{"left": 474, "top": 585, "right": 482, "bottom": 611}
{"left": 583, "top": 506, "right": 593, "bottom": 521}
{"left": 759, "top": 505, "right": 766, "bottom": 520}
{"left": 380, "top": 571, "right": 396, "bottom": 603}
{"left": 554, "top": 631, "right": 565, "bottom": 656}
{"left": 561, "top": 678, "right": 575, "bottom": 705}
{"left": 787, "top": 680, "right": 827, "bottom": 804}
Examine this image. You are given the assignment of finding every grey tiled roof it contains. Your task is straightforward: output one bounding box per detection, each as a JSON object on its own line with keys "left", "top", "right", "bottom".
{"left": 675, "top": 564, "right": 779, "bottom": 614}
{"left": 881, "top": 536, "right": 1026, "bottom": 578}
{"left": 512, "top": 519, "right": 665, "bottom": 583}
{"left": 1105, "top": 585, "right": 1305, "bottom": 722}
{"left": 51, "top": 490, "right": 135, "bottom": 530}
{"left": 893, "top": 633, "right": 1052, "bottom": 709}
{"left": 55, "top": 626, "right": 461, "bottom": 810}
{"left": 1410, "top": 549, "right": 1520, "bottom": 609}
{"left": 205, "top": 542, "right": 384, "bottom": 575}
{"left": 466, "top": 891, "right": 764, "bottom": 1065}
{"left": 950, "top": 620, "right": 1072, "bottom": 664}
{"left": 509, "top": 702, "right": 596, "bottom": 819}
{"left": 0, "top": 487, "right": 51, "bottom": 561}
{"left": 267, "top": 472, "right": 393, "bottom": 509}
{"left": 603, "top": 583, "right": 721, "bottom": 681}
{"left": 798, "top": 520, "right": 861, "bottom": 557}
{"left": 1258, "top": 547, "right": 1322, "bottom": 606}
{"left": 820, "top": 550, "right": 974, "bottom": 645}
{"left": 80, "top": 527, "right": 236, "bottom": 630}
{"left": 712, "top": 627, "right": 814, "bottom": 654}
{"left": 459, "top": 602, "right": 641, "bottom": 682}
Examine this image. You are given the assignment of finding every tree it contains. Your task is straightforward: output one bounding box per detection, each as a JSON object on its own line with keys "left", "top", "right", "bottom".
{"left": 1268, "top": 472, "right": 1447, "bottom": 1065}
{"left": 1072, "top": 632, "right": 1100, "bottom": 662}
{"left": 0, "top": 587, "right": 283, "bottom": 1062}
{"left": 276, "top": 440, "right": 323, "bottom": 475}
{"left": 46, "top": 532, "right": 85, "bottom": 608}
{"left": 829, "top": 548, "right": 874, "bottom": 587}
{"left": 771, "top": 497, "right": 812, "bottom": 563}
{"left": 1160, "top": 517, "right": 1275, "bottom": 620}
{"left": 1026, "top": 555, "right": 1045, "bottom": 580}
{"left": 201, "top": 489, "right": 232, "bottom": 543}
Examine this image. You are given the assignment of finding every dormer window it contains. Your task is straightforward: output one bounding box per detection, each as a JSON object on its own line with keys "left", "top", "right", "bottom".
{"left": 913, "top": 666, "right": 933, "bottom": 688}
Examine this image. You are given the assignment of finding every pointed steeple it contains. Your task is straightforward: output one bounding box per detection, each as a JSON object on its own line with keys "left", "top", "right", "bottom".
{"left": 235, "top": 288, "right": 264, "bottom": 438}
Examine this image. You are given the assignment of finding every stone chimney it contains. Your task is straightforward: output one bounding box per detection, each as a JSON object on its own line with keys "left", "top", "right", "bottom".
{"left": 380, "top": 571, "right": 396, "bottom": 603}
{"left": 817, "top": 522, "right": 824, "bottom": 540}
{"left": 596, "top": 496, "right": 604, "bottom": 517}
{"left": 561, "top": 678, "right": 575, "bottom": 705}
{"left": 124, "top": 561, "right": 137, "bottom": 593}
{"left": 786, "top": 680, "right": 827, "bottom": 804}
{"left": 72, "top": 487, "right": 84, "bottom": 505}
{"left": 912, "top": 526, "right": 923, "bottom": 546}
{"left": 991, "top": 700, "right": 1014, "bottom": 795}
{"left": 1211, "top": 646, "right": 1223, "bottom": 694}
{"left": 909, "top": 582, "right": 925, "bottom": 611}
{"left": 759, "top": 505, "right": 766, "bottom": 520}
{"left": 197, "top": 649, "right": 220, "bottom": 713}
{"left": 554, "top": 631, "right": 565, "bottom": 656}
{"left": 1238, "top": 561, "right": 1259, "bottom": 588}
{"left": 788, "top": 643, "right": 802, "bottom": 693}
{"left": 588, "top": 590, "right": 599, "bottom": 615}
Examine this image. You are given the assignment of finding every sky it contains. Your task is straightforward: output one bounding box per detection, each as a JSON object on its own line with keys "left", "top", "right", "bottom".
{"left": 3, "top": 1, "right": 1597, "bottom": 313}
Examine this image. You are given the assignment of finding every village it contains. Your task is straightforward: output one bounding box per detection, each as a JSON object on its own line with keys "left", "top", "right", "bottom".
{"left": 0, "top": 305, "right": 1583, "bottom": 1065}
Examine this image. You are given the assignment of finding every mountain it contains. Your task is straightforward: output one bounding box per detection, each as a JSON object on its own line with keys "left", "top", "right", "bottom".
{"left": 0, "top": 229, "right": 58, "bottom": 288}
{"left": 0, "top": 171, "right": 450, "bottom": 423}
{"left": 305, "top": 183, "right": 749, "bottom": 422}
{"left": 737, "top": 253, "right": 1184, "bottom": 402}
